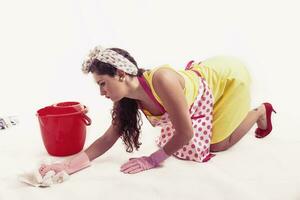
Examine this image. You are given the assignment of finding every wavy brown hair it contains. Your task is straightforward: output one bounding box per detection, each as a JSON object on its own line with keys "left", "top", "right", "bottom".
{"left": 86, "top": 48, "right": 146, "bottom": 152}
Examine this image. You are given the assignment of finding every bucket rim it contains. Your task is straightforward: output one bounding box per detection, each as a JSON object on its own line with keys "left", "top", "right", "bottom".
{"left": 37, "top": 107, "right": 85, "bottom": 118}
{"left": 52, "top": 101, "right": 82, "bottom": 107}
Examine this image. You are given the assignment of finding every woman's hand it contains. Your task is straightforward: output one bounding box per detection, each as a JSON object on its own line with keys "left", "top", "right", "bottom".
{"left": 39, "top": 163, "right": 66, "bottom": 177}
{"left": 120, "top": 149, "right": 169, "bottom": 174}
{"left": 39, "top": 152, "right": 91, "bottom": 177}
{"left": 120, "top": 156, "right": 156, "bottom": 174}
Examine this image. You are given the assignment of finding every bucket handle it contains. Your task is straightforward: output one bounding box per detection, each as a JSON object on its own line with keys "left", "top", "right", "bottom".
{"left": 81, "top": 113, "right": 92, "bottom": 126}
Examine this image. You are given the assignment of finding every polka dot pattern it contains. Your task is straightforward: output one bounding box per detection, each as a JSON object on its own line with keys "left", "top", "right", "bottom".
{"left": 153, "top": 77, "right": 215, "bottom": 162}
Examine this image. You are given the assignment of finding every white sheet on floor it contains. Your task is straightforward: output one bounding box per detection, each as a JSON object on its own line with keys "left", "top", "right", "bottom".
{"left": 18, "top": 169, "right": 69, "bottom": 187}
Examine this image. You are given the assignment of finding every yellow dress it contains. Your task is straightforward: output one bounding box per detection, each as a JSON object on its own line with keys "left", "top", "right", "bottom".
{"left": 142, "top": 56, "right": 251, "bottom": 144}
{"left": 193, "top": 56, "right": 251, "bottom": 143}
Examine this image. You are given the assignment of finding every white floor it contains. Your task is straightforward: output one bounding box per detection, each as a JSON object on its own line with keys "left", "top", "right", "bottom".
{"left": 1, "top": 109, "right": 299, "bottom": 200}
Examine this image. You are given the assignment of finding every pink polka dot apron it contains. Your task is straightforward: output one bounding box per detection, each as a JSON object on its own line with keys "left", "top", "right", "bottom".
{"left": 138, "top": 61, "right": 215, "bottom": 162}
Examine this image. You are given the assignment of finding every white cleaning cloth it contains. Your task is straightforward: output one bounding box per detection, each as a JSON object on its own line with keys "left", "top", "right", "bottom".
{"left": 18, "top": 168, "right": 70, "bottom": 187}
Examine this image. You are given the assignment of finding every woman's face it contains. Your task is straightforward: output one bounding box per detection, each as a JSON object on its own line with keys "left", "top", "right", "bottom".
{"left": 93, "top": 72, "right": 127, "bottom": 102}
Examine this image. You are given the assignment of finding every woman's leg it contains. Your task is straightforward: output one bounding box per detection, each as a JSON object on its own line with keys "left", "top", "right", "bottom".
{"left": 210, "top": 104, "right": 267, "bottom": 152}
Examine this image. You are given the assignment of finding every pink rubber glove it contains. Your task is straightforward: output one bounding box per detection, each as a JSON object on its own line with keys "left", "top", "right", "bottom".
{"left": 39, "top": 152, "right": 91, "bottom": 177}
{"left": 120, "top": 148, "right": 169, "bottom": 174}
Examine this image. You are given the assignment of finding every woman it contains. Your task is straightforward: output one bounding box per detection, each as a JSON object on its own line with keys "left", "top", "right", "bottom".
{"left": 39, "top": 46, "right": 276, "bottom": 175}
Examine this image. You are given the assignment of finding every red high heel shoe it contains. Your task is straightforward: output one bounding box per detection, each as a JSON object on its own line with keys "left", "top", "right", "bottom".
{"left": 255, "top": 103, "right": 276, "bottom": 138}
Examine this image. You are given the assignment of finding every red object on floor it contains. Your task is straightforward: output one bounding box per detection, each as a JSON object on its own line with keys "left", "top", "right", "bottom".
{"left": 37, "top": 102, "right": 91, "bottom": 156}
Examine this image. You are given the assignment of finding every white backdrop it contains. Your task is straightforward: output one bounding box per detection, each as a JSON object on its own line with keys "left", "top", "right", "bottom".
{"left": 1, "top": 0, "right": 299, "bottom": 138}
{"left": 0, "top": 0, "right": 300, "bottom": 199}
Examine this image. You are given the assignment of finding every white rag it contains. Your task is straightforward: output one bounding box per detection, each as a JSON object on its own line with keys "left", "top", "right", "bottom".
{"left": 18, "top": 168, "right": 70, "bottom": 187}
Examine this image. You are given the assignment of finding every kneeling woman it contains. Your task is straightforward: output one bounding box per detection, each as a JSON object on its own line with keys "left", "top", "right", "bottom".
{"left": 39, "top": 46, "right": 276, "bottom": 175}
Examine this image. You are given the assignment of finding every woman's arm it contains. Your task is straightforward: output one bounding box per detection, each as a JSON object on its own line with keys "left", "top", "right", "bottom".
{"left": 120, "top": 68, "right": 194, "bottom": 174}
{"left": 85, "top": 124, "right": 120, "bottom": 161}
{"left": 152, "top": 68, "right": 194, "bottom": 155}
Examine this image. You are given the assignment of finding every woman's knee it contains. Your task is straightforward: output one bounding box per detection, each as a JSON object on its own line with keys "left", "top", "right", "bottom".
{"left": 210, "top": 139, "right": 231, "bottom": 152}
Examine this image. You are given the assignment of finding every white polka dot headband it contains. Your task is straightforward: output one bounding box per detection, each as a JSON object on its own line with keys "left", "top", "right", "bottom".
{"left": 82, "top": 45, "right": 138, "bottom": 75}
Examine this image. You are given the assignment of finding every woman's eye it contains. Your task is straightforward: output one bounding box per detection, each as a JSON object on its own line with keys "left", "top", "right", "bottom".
{"left": 99, "top": 82, "right": 105, "bottom": 87}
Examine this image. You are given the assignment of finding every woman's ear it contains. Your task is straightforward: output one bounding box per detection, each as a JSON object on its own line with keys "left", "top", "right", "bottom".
{"left": 116, "top": 69, "right": 126, "bottom": 81}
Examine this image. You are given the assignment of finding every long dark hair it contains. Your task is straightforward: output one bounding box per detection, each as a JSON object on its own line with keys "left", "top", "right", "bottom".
{"left": 87, "top": 48, "right": 146, "bottom": 152}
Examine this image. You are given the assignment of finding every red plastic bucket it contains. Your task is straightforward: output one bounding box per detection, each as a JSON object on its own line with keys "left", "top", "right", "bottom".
{"left": 37, "top": 102, "right": 91, "bottom": 156}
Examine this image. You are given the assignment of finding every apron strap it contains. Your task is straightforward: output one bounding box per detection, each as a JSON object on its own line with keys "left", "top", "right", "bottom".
{"left": 185, "top": 60, "right": 202, "bottom": 77}
{"left": 185, "top": 60, "right": 195, "bottom": 70}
